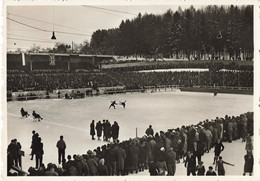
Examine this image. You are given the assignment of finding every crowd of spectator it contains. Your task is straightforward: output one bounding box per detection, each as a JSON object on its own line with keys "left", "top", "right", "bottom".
{"left": 104, "top": 62, "right": 253, "bottom": 72}
{"left": 108, "top": 71, "right": 253, "bottom": 89}
{"left": 7, "top": 70, "right": 253, "bottom": 92}
{"left": 7, "top": 112, "right": 253, "bottom": 176}
{"left": 7, "top": 72, "right": 118, "bottom": 92}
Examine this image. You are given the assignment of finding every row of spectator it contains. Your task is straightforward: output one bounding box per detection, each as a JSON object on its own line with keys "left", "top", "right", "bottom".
{"left": 7, "top": 112, "right": 253, "bottom": 176}
{"left": 7, "top": 70, "right": 253, "bottom": 92}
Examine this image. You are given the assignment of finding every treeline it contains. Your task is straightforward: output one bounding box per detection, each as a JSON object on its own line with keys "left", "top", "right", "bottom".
{"left": 88, "top": 5, "right": 253, "bottom": 60}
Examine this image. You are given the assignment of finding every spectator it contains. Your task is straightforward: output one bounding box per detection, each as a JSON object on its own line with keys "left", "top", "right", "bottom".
{"left": 44, "top": 163, "right": 58, "bottom": 176}
{"left": 213, "top": 139, "right": 224, "bottom": 164}
{"left": 215, "top": 156, "right": 234, "bottom": 175}
{"left": 90, "top": 120, "right": 95, "bottom": 140}
{"left": 145, "top": 125, "right": 154, "bottom": 137}
{"left": 56, "top": 135, "right": 66, "bottom": 165}
{"left": 206, "top": 166, "right": 217, "bottom": 176}
{"left": 111, "top": 121, "right": 120, "bottom": 143}
{"left": 97, "top": 158, "right": 108, "bottom": 175}
{"left": 96, "top": 121, "right": 103, "bottom": 141}
{"left": 185, "top": 151, "right": 196, "bottom": 176}
{"left": 243, "top": 150, "right": 253, "bottom": 176}
{"left": 35, "top": 137, "right": 44, "bottom": 169}
{"left": 165, "top": 147, "right": 176, "bottom": 176}
{"left": 196, "top": 161, "right": 205, "bottom": 176}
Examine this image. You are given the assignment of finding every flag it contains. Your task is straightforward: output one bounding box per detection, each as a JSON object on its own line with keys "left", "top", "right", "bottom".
{"left": 22, "top": 53, "right": 25, "bottom": 66}
{"left": 49, "top": 54, "right": 56, "bottom": 66}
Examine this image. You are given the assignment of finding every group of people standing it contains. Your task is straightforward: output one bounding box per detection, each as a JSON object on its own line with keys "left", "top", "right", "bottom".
{"left": 90, "top": 120, "right": 120, "bottom": 143}
{"left": 30, "top": 131, "right": 44, "bottom": 169}
{"left": 143, "top": 112, "right": 253, "bottom": 176}
{"left": 8, "top": 112, "right": 253, "bottom": 176}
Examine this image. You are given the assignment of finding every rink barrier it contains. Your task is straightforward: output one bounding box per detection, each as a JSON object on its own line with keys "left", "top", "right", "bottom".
{"left": 7, "top": 85, "right": 252, "bottom": 101}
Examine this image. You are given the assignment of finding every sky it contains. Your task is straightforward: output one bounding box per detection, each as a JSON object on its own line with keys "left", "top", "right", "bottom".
{"left": 6, "top": 5, "right": 205, "bottom": 51}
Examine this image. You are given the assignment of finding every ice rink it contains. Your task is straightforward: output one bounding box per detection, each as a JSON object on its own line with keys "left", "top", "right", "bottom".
{"left": 7, "top": 91, "right": 253, "bottom": 175}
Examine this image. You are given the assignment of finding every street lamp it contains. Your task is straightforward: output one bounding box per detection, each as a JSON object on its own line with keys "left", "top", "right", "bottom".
{"left": 51, "top": 6, "right": 56, "bottom": 40}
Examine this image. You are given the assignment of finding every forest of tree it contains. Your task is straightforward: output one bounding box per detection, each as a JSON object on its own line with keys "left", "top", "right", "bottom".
{"left": 12, "top": 5, "right": 253, "bottom": 61}
{"left": 88, "top": 5, "right": 253, "bottom": 60}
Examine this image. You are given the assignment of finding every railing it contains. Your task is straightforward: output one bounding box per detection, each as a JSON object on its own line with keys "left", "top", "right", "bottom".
{"left": 191, "top": 85, "right": 253, "bottom": 90}
{"left": 7, "top": 84, "right": 252, "bottom": 101}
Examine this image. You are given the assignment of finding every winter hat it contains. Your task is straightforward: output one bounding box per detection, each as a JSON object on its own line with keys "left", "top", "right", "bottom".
{"left": 160, "top": 147, "right": 165, "bottom": 152}
{"left": 87, "top": 150, "right": 92, "bottom": 155}
{"left": 99, "top": 158, "right": 105, "bottom": 165}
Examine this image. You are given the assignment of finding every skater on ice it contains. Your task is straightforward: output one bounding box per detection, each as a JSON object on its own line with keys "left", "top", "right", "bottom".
{"left": 20, "top": 108, "right": 29, "bottom": 118}
{"left": 32, "top": 111, "right": 43, "bottom": 121}
{"left": 119, "top": 101, "right": 126, "bottom": 109}
{"left": 213, "top": 91, "right": 217, "bottom": 97}
{"left": 109, "top": 101, "right": 117, "bottom": 109}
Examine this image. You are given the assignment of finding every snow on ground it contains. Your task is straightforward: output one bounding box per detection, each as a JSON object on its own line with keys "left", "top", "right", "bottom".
{"left": 7, "top": 91, "right": 253, "bottom": 175}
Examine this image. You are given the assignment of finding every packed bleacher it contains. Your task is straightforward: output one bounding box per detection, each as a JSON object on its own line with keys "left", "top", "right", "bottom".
{"left": 7, "top": 72, "right": 119, "bottom": 92}
{"left": 7, "top": 112, "right": 253, "bottom": 176}
{"left": 7, "top": 70, "right": 253, "bottom": 92}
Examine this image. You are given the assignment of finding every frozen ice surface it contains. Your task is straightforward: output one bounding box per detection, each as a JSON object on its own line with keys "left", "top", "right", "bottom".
{"left": 7, "top": 91, "right": 253, "bottom": 175}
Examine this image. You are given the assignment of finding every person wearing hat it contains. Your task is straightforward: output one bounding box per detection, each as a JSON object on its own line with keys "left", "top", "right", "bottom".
{"left": 97, "top": 158, "right": 108, "bottom": 175}
{"left": 196, "top": 161, "right": 205, "bottom": 175}
{"left": 206, "top": 166, "right": 217, "bottom": 176}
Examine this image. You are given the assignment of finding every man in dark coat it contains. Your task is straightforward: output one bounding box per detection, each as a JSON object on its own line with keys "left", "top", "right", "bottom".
{"left": 192, "top": 141, "right": 203, "bottom": 163}
{"left": 115, "top": 144, "right": 126, "bottom": 175}
{"left": 95, "top": 121, "right": 103, "bottom": 141}
{"left": 7, "top": 139, "right": 19, "bottom": 167}
{"left": 128, "top": 141, "right": 140, "bottom": 173}
{"left": 111, "top": 121, "right": 120, "bottom": 143}
{"left": 90, "top": 120, "right": 95, "bottom": 140}
{"left": 148, "top": 161, "right": 159, "bottom": 176}
{"left": 102, "top": 120, "right": 106, "bottom": 141}
{"left": 165, "top": 147, "right": 176, "bottom": 175}
{"left": 35, "top": 137, "right": 44, "bottom": 169}
{"left": 108, "top": 144, "right": 117, "bottom": 176}
{"left": 185, "top": 151, "right": 196, "bottom": 176}
{"left": 145, "top": 125, "right": 154, "bottom": 137}
{"left": 213, "top": 139, "right": 224, "bottom": 164}
{"left": 97, "top": 158, "right": 108, "bottom": 175}
{"left": 243, "top": 150, "right": 253, "bottom": 176}
{"left": 56, "top": 135, "right": 66, "bottom": 165}
{"left": 104, "top": 120, "right": 111, "bottom": 142}
{"left": 30, "top": 131, "right": 38, "bottom": 160}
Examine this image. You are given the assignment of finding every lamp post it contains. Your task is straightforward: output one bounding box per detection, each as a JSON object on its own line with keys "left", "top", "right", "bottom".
{"left": 51, "top": 6, "right": 56, "bottom": 40}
